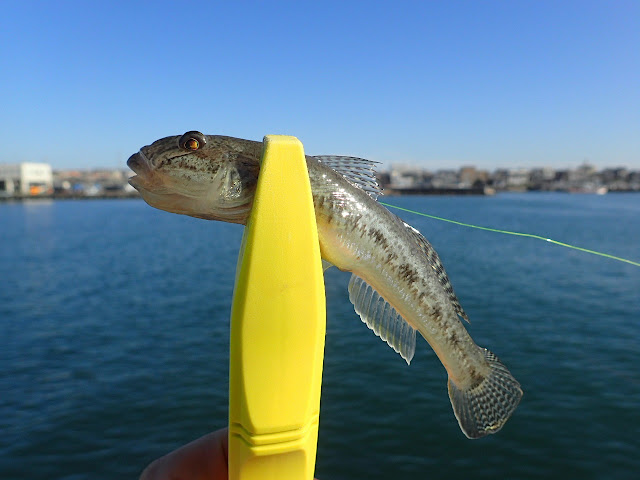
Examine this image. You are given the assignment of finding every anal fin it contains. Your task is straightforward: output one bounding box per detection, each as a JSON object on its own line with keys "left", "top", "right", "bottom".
{"left": 347, "top": 274, "right": 416, "bottom": 364}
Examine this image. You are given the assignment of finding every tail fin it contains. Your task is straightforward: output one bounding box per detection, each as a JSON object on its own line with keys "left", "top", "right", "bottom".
{"left": 447, "top": 348, "right": 523, "bottom": 439}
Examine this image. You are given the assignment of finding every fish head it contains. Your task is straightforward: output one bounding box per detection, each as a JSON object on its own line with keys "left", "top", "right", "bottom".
{"left": 127, "top": 131, "right": 261, "bottom": 224}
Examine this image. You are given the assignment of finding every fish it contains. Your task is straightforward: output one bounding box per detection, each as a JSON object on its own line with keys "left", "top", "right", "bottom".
{"left": 127, "top": 131, "right": 523, "bottom": 439}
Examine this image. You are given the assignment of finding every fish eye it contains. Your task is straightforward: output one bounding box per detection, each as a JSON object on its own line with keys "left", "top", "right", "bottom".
{"left": 179, "top": 131, "right": 207, "bottom": 151}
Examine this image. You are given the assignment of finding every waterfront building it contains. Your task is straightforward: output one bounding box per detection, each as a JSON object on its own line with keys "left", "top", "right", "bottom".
{"left": 0, "top": 163, "right": 53, "bottom": 196}
{"left": 459, "top": 166, "right": 489, "bottom": 187}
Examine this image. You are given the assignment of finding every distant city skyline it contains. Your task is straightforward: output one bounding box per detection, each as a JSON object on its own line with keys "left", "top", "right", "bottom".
{"left": 36, "top": 161, "right": 640, "bottom": 174}
{"left": 4, "top": 147, "right": 637, "bottom": 174}
{"left": 45, "top": 158, "right": 640, "bottom": 173}
{"left": 1, "top": 1, "right": 638, "bottom": 171}
{"left": 3, "top": 158, "right": 637, "bottom": 174}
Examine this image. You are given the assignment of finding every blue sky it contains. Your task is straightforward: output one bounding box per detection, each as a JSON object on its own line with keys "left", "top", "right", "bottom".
{"left": 1, "top": 0, "right": 638, "bottom": 170}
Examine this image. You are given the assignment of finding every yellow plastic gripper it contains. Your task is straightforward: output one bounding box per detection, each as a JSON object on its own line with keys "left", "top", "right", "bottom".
{"left": 228, "top": 135, "right": 326, "bottom": 480}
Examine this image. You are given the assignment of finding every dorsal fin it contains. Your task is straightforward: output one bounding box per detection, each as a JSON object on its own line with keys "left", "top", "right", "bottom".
{"left": 348, "top": 274, "right": 416, "bottom": 364}
{"left": 312, "top": 155, "right": 381, "bottom": 199}
{"left": 402, "top": 221, "right": 470, "bottom": 323}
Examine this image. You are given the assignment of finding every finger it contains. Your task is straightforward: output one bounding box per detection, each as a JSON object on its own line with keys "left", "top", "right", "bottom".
{"left": 140, "top": 428, "right": 229, "bottom": 480}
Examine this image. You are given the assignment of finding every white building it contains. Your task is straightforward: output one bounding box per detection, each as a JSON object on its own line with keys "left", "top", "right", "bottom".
{"left": 0, "top": 163, "right": 53, "bottom": 196}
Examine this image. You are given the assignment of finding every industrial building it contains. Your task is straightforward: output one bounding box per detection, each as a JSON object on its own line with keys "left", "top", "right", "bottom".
{"left": 0, "top": 163, "right": 53, "bottom": 196}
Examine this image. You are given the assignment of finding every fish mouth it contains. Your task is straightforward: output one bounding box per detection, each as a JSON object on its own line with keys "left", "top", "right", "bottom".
{"left": 127, "top": 150, "right": 153, "bottom": 191}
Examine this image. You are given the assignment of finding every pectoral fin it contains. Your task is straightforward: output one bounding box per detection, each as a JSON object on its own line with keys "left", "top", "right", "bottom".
{"left": 347, "top": 274, "right": 416, "bottom": 364}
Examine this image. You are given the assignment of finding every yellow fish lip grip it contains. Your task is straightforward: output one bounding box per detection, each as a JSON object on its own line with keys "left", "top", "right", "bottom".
{"left": 229, "top": 135, "right": 326, "bottom": 480}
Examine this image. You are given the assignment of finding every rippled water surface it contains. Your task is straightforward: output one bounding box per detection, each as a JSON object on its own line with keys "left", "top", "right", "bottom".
{"left": 1, "top": 194, "right": 639, "bottom": 479}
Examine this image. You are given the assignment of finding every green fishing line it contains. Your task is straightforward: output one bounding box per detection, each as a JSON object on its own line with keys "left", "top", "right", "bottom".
{"left": 379, "top": 201, "right": 640, "bottom": 268}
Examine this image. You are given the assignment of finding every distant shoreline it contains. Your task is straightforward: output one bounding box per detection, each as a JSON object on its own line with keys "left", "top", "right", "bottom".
{"left": 384, "top": 186, "right": 494, "bottom": 195}
{"left": 1, "top": 188, "right": 639, "bottom": 203}
{"left": 0, "top": 192, "right": 141, "bottom": 202}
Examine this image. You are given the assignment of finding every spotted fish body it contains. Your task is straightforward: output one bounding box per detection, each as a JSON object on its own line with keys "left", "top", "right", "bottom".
{"left": 127, "top": 132, "right": 522, "bottom": 438}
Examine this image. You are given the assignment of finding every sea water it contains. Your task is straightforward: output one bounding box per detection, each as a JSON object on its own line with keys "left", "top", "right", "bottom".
{"left": 1, "top": 194, "right": 638, "bottom": 479}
